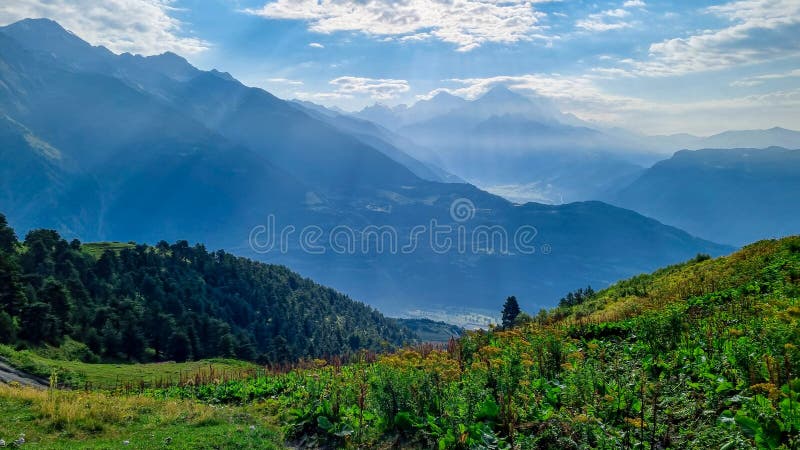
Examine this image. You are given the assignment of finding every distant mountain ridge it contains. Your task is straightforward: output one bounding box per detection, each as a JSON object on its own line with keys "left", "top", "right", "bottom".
{"left": 355, "top": 86, "right": 655, "bottom": 204}
{"left": 351, "top": 87, "right": 800, "bottom": 205}
{"left": 290, "top": 100, "right": 462, "bottom": 183}
{"left": 608, "top": 147, "right": 800, "bottom": 246}
{"left": 354, "top": 91, "right": 469, "bottom": 130}
{"left": 646, "top": 127, "right": 800, "bottom": 152}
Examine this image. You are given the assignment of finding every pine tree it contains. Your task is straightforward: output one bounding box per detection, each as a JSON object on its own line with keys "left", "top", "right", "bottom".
{"left": 0, "top": 214, "right": 17, "bottom": 254}
{"left": 501, "top": 296, "right": 521, "bottom": 329}
{"left": 167, "top": 332, "right": 192, "bottom": 362}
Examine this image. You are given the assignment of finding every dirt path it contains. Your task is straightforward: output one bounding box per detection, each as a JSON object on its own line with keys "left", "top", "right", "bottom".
{"left": 0, "top": 360, "right": 49, "bottom": 389}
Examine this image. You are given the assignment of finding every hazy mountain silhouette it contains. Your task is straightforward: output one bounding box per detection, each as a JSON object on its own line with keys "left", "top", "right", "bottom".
{"left": 645, "top": 128, "right": 800, "bottom": 153}
{"left": 608, "top": 147, "right": 800, "bottom": 246}
{"left": 365, "top": 86, "right": 653, "bottom": 204}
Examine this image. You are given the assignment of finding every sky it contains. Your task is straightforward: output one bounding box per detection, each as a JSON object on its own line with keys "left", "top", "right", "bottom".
{"left": 0, "top": 0, "right": 799, "bottom": 135}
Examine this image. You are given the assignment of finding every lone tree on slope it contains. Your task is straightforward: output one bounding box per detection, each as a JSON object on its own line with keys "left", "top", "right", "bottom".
{"left": 501, "top": 296, "right": 521, "bottom": 329}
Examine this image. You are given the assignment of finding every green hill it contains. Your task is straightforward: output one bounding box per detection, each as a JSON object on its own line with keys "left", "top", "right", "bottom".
{"left": 143, "top": 235, "right": 798, "bottom": 449}
{"left": 0, "top": 214, "right": 414, "bottom": 365}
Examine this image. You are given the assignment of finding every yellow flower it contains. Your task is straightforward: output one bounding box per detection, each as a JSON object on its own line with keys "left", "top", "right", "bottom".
{"left": 751, "top": 383, "right": 781, "bottom": 401}
{"left": 567, "top": 351, "right": 585, "bottom": 361}
{"left": 625, "top": 417, "right": 645, "bottom": 428}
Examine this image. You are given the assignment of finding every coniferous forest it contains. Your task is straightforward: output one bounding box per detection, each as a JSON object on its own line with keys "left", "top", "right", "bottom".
{"left": 0, "top": 214, "right": 412, "bottom": 365}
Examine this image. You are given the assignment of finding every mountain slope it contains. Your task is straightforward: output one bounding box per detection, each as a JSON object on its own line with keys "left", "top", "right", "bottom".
{"left": 0, "top": 24, "right": 310, "bottom": 243}
{"left": 291, "top": 100, "right": 461, "bottom": 183}
{"left": 166, "top": 72, "right": 420, "bottom": 193}
{"left": 609, "top": 147, "right": 800, "bottom": 246}
{"left": 0, "top": 215, "right": 414, "bottom": 363}
{"left": 106, "top": 235, "right": 800, "bottom": 449}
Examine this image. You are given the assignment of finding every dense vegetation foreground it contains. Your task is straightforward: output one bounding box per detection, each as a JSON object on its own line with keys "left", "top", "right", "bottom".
{"left": 1, "top": 228, "right": 799, "bottom": 448}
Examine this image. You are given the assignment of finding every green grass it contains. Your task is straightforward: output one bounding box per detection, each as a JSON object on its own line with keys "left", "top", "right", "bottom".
{"left": 0, "top": 345, "right": 258, "bottom": 389}
{"left": 80, "top": 242, "right": 136, "bottom": 258}
{"left": 0, "top": 384, "right": 285, "bottom": 449}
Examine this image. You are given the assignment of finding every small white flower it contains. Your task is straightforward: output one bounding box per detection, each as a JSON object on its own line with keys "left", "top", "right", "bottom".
{"left": 249, "top": 425, "right": 256, "bottom": 431}
{"left": 123, "top": 440, "right": 130, "bottom": 445}
{"left": 0, "top": 438, "right": 6, "bottom": 447}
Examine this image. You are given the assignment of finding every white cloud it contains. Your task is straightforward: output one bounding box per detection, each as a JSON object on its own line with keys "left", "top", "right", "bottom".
{"left": 731, "top": 69, "right": 800, "bottom": 87}
{"left": 264, "top": 78, "right": 305, "bottom": 86}
{"left": 0, "top": 0, "right": 208, "bottom": 55}
{"left": 308, "top": 42, "right": 324, "bottom": 48}
{"left": 576, "top": 8, "right": 632, "bottom": 32}
{"left": 329, "top": 76, "right": 410, "bottom": 100}
{"left": 625, "top": 0, "right": 800, "bottom": 76}
{"left": 623, "top": 0, "right": 646, "bottom": 7}
{"left": 295, "top": 91, "right": 353, "bottom": 101}
{"left": 244, "top": 0, "right": 554, "bottom": 52}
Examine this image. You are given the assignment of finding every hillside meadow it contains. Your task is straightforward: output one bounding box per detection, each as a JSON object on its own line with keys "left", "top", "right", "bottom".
{"left": 0, "top": 236, "right": 799, "bottom": 449}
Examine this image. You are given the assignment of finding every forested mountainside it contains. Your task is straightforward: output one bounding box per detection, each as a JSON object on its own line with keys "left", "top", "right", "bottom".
{"left": 0, "top": 215, "right": 412, "bottom": 364}
{"left": 132, "top": 235, "right": 800, "bottom": 449}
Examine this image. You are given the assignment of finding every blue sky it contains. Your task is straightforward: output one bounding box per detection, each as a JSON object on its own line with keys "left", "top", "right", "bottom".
{"left": 1, "top": 0, "right": 799, "bottom": 135}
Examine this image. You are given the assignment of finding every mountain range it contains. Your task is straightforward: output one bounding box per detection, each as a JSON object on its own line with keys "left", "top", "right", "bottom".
{"left": 356, "top": 87, "right": 658, "bottom": 204}
{"left": 353, "top": 88, "right": 800, "bottom": 205}
{"left": 608, "top": 147, "right": 800, "bottom": 246}
{"left": 0, "top": 19, "right": 733, "bottom": 317}
{"left": 644, "top": 127, "right": 800, "bottom": 153}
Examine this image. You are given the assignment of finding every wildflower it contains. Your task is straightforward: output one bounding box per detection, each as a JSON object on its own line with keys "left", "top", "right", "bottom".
{"left": 750, "top": 383, "right": 781, "bottom": 401}
{"left": 249, "top": 425, "right": 256, "bottom": 431}
{"left": 123, "top": 441, "right": 130, "bottom": 445}
{"left": 0, "top": 439, "right": 5, "bottom": 447}
{"left": 625, "top": 417, "right": 645, "bottom": 428}
{"left": 567, "top": 351, "right": 585, "bottom": 361}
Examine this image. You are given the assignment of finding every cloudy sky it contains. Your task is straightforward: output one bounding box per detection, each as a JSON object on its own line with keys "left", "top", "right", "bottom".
{"left": 1, "top": 0, "right": 799, "bottom": 135}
